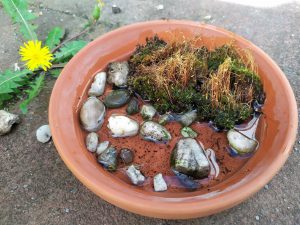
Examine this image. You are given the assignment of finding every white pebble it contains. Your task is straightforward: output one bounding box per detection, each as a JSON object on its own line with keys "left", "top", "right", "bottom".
{"left": 156, "top": 4, "right": 164, "bottom": 10}
{"left": 153, "top": 173, "right": 167, "bottom": 192}
{"left": 88, "top": 72, "right": 107, "bottom": 96}
{"left": 85, "top": 132, "right": 99, "bottom": 152}
{"left": 36, "top": 125, "right": 51, "bottom": 143}
{"left": 203, "top": 15, "right": 212, "bottom": 20}
{"left": 255, "top": 215, "right": 260, "bottom": 221}
{"left": 96, "top": 141, "right": 110, "bottom": 155}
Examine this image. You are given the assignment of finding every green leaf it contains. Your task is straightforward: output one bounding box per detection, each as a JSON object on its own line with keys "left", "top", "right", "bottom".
{"left": 48, "top": 68, "right": 62, "bottom": 78}
{"left": 92, "top": 5, "right": 101, "bottom": 21}
{"left": 19, "top": 74, "right": 45, "bottom": 113}
{"left": 54, "top": 40, "right": 87, "bottom": 62}
{"left": 0, "top": 69, "right": 32, "bottom": 94}
{"left": 1, "top": 0, "right": 38, "bottom": 40}
{"left": 45, "top": 27, "right": 65, "bottom": 50}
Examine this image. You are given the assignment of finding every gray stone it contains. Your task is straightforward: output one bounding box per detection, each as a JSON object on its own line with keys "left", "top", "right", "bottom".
{"left": 97, "top": 147, "right": 117, "bottom": 171}
{"left": 153, "top": 173, "right": 167, "bottom": 192}
{"left": 104, "top": 89, "right": 131, "bottom": 108}
{"left": 80, "top": 97, "right": 106, "bottom": 132}
{"left": 85, "top": 132, "right": 98, "bottom": 152}
{"left": 0, "top": 110, "right": 20, "bottom": 135}
{"left": 140, "top": 121, "right": 171, "bottom": 143}
{"left": 107, "top": 61, "right": 129, "bottom": 87}
{"left": 171, "top": 138, "right": 210, "bottom": 178}
{"left": 96, "top": 141, "right": 110, "bottom": 155}
{"left": 126, "top": 98, "right": 139, "bottom": 115}
{"left": 126, "top": 165, "right": 145, "bottom": 185}
{"left": 88, "top": 72, "right": 107, "bottom": 96}
{"left": 119, "top": 148, "right": 134, "bottom": 164}
{"left": 140, "top": 104, "right": 156, "bottom": 120}
{"left": 227, "top": 129, "right": 258, "bottom": 154}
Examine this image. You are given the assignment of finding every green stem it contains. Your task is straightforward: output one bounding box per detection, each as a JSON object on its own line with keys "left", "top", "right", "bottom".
{"left": 9, "top": 0, "right": 36, "bottom": 40}
{"left": 51, "top": 20, "right": 96, "bottom": 53}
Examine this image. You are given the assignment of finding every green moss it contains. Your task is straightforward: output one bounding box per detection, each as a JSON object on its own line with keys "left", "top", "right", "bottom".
{"left": 128, "top": 36, "right": 264, "bottom": 129}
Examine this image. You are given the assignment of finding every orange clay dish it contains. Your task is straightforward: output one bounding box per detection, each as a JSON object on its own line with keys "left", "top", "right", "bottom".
{"left": 49, "top": 21, "right": 298, "bottom": 219}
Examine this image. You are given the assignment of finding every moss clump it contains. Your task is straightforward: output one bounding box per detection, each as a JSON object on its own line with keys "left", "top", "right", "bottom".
{"left": 128, "top": 36, "right": 265, "bottom": 129}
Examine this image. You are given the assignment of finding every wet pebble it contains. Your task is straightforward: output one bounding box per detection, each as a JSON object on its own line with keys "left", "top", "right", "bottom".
{"left": 96, "top": 141, "right": 110, "bottom": 155}
{"left": 153, "top": 173, "right": 167, "bottom": 192}
{"left": 97, "top": 147, "right": 117, "bottom": 171}
{"left": 85, "top": 132, "right": 98, "bottom": 152}
{"left": 107, "top": 115, "right": 139, "bottom": 137}
{"left": 227, "top": 129, "right": 258, "bottom": 154}
{"left": 88, "top": 72, "right": 106, "bottom": 96}
{"left": 172, "top": 169, "right": 199, "bottom": 191}
{"left": 104, "top": 89, "right": 131, "bottom": 108}
{"left": 119, "top": 148, "right": 134, "bottom": 164}
{"left": 36, "top": 125, "right": 52, "bottom": 143}
{"left": 140, "top": 104, "right": 156, "bottom": 120}
{"left": 80, "top": 97, "right": 106, "bottom": 132}
{"left": 126, "top": 97, "right": 139, "bottom": 115}
{"left": 140, "top": 121, "right": 171, "bottom": 143}
{"left": 126, "top": 165, "right": 145, "bottom": 185}
{"left": 171, "top": 138, "right": 210, "bottom": 178}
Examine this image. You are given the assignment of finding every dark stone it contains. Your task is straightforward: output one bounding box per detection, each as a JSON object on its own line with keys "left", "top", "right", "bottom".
{"left": 104, "top": 89, "right": 131, "bottom": 108}
{"left": 119, "top": 148, "right": 134, "bottom": 164}
{"left": 112, "top": 5, "right": 122, "bottom": 14}
{"left": 97, "top": 147, "right": 117, "bottom": 171}
{"left": 172, "top": 169, "right": 200, "bottom": 191}
{"left": 126, "top": 97, "right": 139, "bottom": 115}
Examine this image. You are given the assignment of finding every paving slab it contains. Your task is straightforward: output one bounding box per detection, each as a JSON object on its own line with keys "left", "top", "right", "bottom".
{"left": 0, "top": 0, "right": 299, "bottom": 224}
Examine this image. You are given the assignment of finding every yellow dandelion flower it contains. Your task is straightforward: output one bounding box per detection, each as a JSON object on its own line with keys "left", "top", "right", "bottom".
{"left": 19, "top": 40, "right": 54, "bottom": 71}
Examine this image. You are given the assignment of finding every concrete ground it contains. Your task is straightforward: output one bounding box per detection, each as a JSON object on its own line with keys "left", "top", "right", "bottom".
{"left": 1, "top": 0, "right": 300, "bottom": 224}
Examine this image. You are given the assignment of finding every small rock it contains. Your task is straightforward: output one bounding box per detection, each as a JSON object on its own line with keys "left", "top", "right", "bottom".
{"left": 227, "top": 129, "right": 258, "bottom": 154}
{"left": 140, "top": 121, "right": 171, "bottom": 143}
{"left": 156, "top": 4, "right": 164, "bottom": 10}
{"left": 97, "top": 147, "right": 117, "bottom": 171}
{"left": 126, "top": 165, "right": 145, "bottom": 185}
{"left": 255, "top": 215, "right": 260, "bottom": 221}
{"left": 126, "top": 98, "right": 139, "bottom": 115}
{"left": 140, "top": 104, "right": 156, "bottom": 120}
{"left": 88, "top": 72, "right": 107, "bottom": 96}
{"left": 0, "top": 110, "right": 20, "bottom": 135}
{"left": 85, "top": 132, "right": 98, "bottom": 152}
{"left": 179, "top": 110, "right": 197, "bottom": 126}
{"left": 107, "top": 61, "right": 129, "bottom": 87}
{"left": 39, "top": 11, "right": 43, "bottom": 16}
{"left": 153, "top": 173, "right": 167, "bottom": 192}
{"left": 112, "top": 4, "right": 121, "bottom": 14}
{"left": 264, "top": 184, "right": 269, "bottom": 190}
{"left": 158, "top": 113, "right": 174, "bottom": 125}
{"left": 104, "top": 89, "right": 131, "bottom": 108}
{"left": 171, "top": 138, "right": 210, "bottom": 178}
{"left": 172, "top": 169, "right": 199, "bottom": 191}
{"left": 107, "top": 115, "right": 139, "bottom": 137}
{"left": 96, "top": 141, "right": 110, "bottom": 155}
{"left": 294, "top": 147, "right": 299, "bottom": 152}
{"left": 36, "top": 125, "right": 52, "bottom": 143}
{"left": 23, "top": 184, "right": 28, "bottom": 188}
{"left": 119, "top": 148, "right": 134, "bottom": 164}
{"left": 181, "top": 127, "right": 198, "bottom": 138}
{"left": 203, "top": 15, "right": 212, "bottom": 21}
{"left": 64, "top": 208, "right": 70, "bottom": 213}
{"left": 80, "top": 97, "right": 106, "bottom": 132}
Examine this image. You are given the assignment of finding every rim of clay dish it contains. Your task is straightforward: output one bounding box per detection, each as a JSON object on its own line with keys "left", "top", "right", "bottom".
{"left": 49, "top": 20, "right": 298, "bottom": 219}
